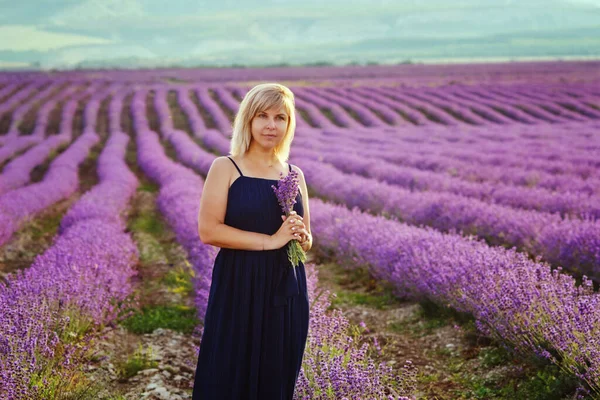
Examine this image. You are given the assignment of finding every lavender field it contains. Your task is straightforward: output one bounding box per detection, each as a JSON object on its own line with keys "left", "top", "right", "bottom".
{"left": 1, "top": 61, "right": 600, "bottom": 399}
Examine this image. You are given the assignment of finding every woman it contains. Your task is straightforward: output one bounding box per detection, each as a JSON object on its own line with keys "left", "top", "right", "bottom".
{"left": 193, "top": 83, "right": 311, "bottom": 399}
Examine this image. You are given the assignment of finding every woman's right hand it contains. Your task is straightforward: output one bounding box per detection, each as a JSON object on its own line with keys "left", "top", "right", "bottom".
{"left": 266, "top": 211, "right": 307, "bottom": 250}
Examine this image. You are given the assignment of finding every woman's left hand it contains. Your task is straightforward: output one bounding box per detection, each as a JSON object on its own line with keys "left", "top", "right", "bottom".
{"left": 283, "top": 212, "right": 310, "bottom": 252}
{"left": 298, "top": 232, "right": 311, "bottom": 252}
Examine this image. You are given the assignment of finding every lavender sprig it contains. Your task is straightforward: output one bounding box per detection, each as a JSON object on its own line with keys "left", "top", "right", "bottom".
{"left": 272, "top": 170, "right": 307, "bottom": 267}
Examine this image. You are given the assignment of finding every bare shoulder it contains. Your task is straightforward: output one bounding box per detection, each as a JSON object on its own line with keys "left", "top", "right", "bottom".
{"left": 209, "top": 156, "right": 235, "bottom": 176}
{"left": 290, "top": 164, "right": 308, "bottom": 197}
{"left": 290, "top": 164, "right": 305, "bottom": 180}
{"left": 211, "top": 156, "right": 234, "bottom": 169}
{"left": 206, "top": 156, "right": 237, "bottom": 186}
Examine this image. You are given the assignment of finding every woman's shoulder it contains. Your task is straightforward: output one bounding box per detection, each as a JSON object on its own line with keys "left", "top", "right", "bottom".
{"left": 289, "top": 163, "right": 304, "bottom": 175}
{"left": 289, "top": 163, "right": 307, "bottom": 186}
{"left": 209, "top": 156, "right": 238, "bottom": 180}
{"left": 211, "top": 156, "right": 236, "bottom": 170}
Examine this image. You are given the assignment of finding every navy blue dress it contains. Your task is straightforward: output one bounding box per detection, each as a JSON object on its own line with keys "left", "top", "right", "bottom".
{"left": 192, "top": 157, "right": 310, "bottom": 400}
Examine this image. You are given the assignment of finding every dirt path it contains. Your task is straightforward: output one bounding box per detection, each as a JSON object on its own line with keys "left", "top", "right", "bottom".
{"left": 83, "top": 187, "right": 199, "bottom": 399}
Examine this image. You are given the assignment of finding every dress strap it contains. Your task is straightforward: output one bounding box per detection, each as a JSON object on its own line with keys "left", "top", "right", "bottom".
{"left": 288, "top": 163, "right": 292, "bottom": 172}
{"left": 227, "top": 156, "right": 244, "bottom": 177}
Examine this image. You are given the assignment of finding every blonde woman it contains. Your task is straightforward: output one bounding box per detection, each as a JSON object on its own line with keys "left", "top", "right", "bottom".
{"left": 193, "top": 83, "right": 311, "bottom": 399}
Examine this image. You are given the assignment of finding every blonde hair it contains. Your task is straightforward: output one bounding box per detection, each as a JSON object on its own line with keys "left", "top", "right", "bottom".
{"left": 230, "top": 83, "right": 296, "bottom": 163}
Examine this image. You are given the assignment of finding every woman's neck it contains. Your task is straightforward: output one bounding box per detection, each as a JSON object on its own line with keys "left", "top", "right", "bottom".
{"left": 244, "top": 145, "right": 279, "bottom": 168}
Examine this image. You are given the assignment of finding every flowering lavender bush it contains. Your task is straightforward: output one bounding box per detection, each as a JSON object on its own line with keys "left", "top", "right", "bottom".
{"left": 0, "top": 85, "right": 98, "bottom": 195}
{"left": 309, "top": 198, "right": 600, "bottom": 396}
{"left": 131, "top": 88, "right": 218, "bottom": 320}
{"left": 294, "top": 262, "right": 415, "bottom": 399}
{"left": 0, "top": 103, "right": 139, "bottom": 399}
{"left": 272, "top": 169, "right": 307, "bottom": 267}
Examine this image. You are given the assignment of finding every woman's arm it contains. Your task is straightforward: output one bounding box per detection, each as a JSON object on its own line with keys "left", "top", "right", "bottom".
{"left": 293, "top": 165, "right": 312, "bottom": 252}
{"left": 198, "top": 157, "right": 299, "bottom": 250}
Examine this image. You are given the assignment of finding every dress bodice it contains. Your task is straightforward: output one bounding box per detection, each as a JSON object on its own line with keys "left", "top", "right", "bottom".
{"left": 224, "top": 171, "right": 304, "bottom": 236}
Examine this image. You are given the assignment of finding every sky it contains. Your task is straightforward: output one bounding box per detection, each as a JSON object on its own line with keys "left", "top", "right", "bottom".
{"left": 0, "top": 0, "right": 599, "bottom": 69}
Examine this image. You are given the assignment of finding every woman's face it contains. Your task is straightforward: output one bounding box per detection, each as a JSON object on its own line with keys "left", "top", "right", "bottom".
{"left": 250, "top": 105, "right": 289, "bottom": 151}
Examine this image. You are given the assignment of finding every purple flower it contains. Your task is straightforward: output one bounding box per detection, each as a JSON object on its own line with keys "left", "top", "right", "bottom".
{"left": 272, "top": 170, "right": 306, "bottom": 267}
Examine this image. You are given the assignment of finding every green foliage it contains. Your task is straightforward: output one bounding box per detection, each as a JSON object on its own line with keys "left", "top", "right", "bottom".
{"left": 129, "top": 213, "right": 165, "bottom": 236}
{"left": 115, "top": 344, "right": 159, "bottom": 382}
{"left": 121, "top": 304, "right": 199, "bottom": 334}
{"left": 137, "top": 181, "right": 159, "bottom": 193}
{"left": 29, "top": 211, "right": 63, "bottom": 240}
{"left": 162, "top": 262, "right": 194, "bottom": 296}
{"left": 467, "top": 363, "right": 582, "bottom": 400}
{"left": 479, "top": 346, "right": 511, "bottom": 368}
{"left": 331, "top": 289, "right": 397, "bottom": 310}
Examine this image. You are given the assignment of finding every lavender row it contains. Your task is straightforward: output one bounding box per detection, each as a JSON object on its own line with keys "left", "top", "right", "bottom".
{"left": 227, "top": 86, "right": 334, "bottom": 129}
{"left": 454, "top": 84, "right": 600, "bottom": 120}
{"left": 485, "top": 86, "right": 590, "bottom": 122}
{"left": 294, "top": 95, "right": 346, "bottom": 129}
{"left": 0, "top": 84, "right": 98, "bottom": 165}
{"left": 213, "top": 83, "right": 596, "bottom": 141}
{"left": 298, "top": 124, "right": 600, "bottom": 181}
{"left": 381, "top": 85, "right": 597, "bottom": 125}
{"left": 440, "top": 86, "right": 539, "bottom": 124}
{"left": 295, "top": 262, "right": 414, "bottom": 399}
{"left": 411, "top": 86, "right": 584, "bottom": 124}
{"left": 319, "top": 104, "right": 599, "bottom": 161}
{"left": 193, "top": 87, "right": 232, "bottom": 135}
{"left": 484, "top": 86, "right": 584, "bottom": 123}
{"left": 309, "top": 197, "right": 600, "bottom": 396}
{"left": 371, "top": 87, "right": 460, "bottom": 126}
{"left": 154, "top": 89, "right": 216, "bottom": 173}
{"left": 350, "top": 87, "right": 440, "bottom": 126}
{"left": 142, "top": 97, "right": 600, "bottom": 276}
{"left": 513, "top": 87, "right": 600, "bottom": 118}
{"left": 0, "top": 83, "right": 18, "bottom": 102}
{"left": 294, "top": 140, "right": 600, "bottom": 219}
{"left": 0, "top": 85, "right": 100, "bottom": 194}
{"left": 305, "top": 128, "right": 600, "bottom": 195}
{"left": 455, "top": 85, "right": 578, "bottom": 124}
{"left": 0, "top": 125, "right": 139, "bottom": 399}
{"left": 290, "top": 154, "right": 600, "bottom": 280}
{"left": 0, "top": 82, "right": 40, "bottom": 117}
{"left": 0, "top": 82, "right": 64, "bottom": 143}
{"left": 131, "top": 89, "right": 218, "bottom": 319}
{"left": 3, "top": 61, "right": 599, "bottom": 84}
{"left": 405, "top": 87, "right": 517, "bottom": 125}
{"left": 174, "top": 86, "right": 230, "bottom": 155}
{"left": 297, "top": 127, "right": 600, "bottom": 195}
{"left": 293, "top": 87, "right": 364, "bottom": 129}
{"left": 303, "top": 87, "right": 389, "bottom": 128}
{"left": 27, "top": 84, "right": 83, "bottom": 138}
{"left": 326, "top": 87, "right": 422, "bottom": 126}
{"left": 346, "top": 122, "right": 600, "bottom": 175}
{"left": 0, "top": 88, "right": 112, "bottom": 246}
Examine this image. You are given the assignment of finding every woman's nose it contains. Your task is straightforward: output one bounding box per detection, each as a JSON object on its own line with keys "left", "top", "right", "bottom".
{"left": 266, "top": 118, "right": 276, "bottom": 128}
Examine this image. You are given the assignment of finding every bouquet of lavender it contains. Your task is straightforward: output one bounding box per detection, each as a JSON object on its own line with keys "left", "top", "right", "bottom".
{"left": 272, "top": 170, "right": 307, "bottom": 267}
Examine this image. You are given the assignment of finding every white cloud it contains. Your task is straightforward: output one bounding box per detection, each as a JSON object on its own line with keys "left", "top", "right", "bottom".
{"left": 0, "top": 61, "right": 31, "bottom": 68}
{"left": 0, "top": 25, "right": 113, "bottom": 52}
{"left": 49, "top": 0, "right": 146, "bottom": 27}
{"left": 190, "top": 39, "right": 249, "bottom": 55}
{"left": 41, "top": 43, "right": 156, "bottom": 68}
{"left": 561, "top": 0, "right": 600, "bottom": 6}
